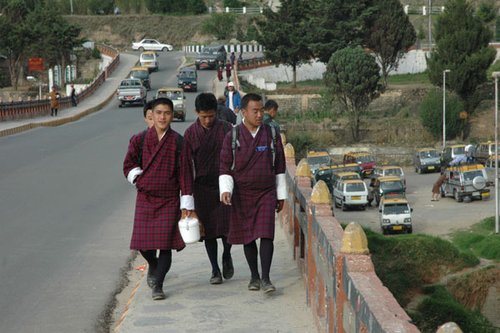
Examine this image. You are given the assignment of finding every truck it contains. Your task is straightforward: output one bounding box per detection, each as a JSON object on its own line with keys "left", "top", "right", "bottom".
{"left": 116, "top": 79, "right": 147, "bottom": 108}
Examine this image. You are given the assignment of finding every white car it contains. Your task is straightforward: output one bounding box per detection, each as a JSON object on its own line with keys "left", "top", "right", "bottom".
{"left": 132, "top": 39, "right": 173, "bottom": 52}
{"left": 333, "top": 179, "right": 368, "bottom": 211}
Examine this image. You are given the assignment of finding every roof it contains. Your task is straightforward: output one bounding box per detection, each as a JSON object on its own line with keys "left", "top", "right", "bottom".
{"left": 447, "top": 164, "right": 485, "bottom": 172}
{"left": 377, "top": 176, "right": 402, "bottom": 182}
{"left": 307, "top": 148, "right": 329, "bottom": 157}
{"left": 342, "top": 179, "right": 365, "bottom": 184}
{"left": 345, "top": 151, "right": 372, "bottom": 156}
{"left": 382, "top": 197, "right": 409, "bottom": 205}
{"left": 141, "top": 51, "right": 156, "bottom": 55}
{"left": 416, "top": 147, "right": 438, "bottom": 152}
{"left": 447, "top": 144, "right": 466, "bottom": 148}
{"left": 130, "top": 66, "right": 149, "bottom": 71}
{"left": 334, "top": 172, "right": 359, "bottom": 177}
{"left": 157, "top": 87, "right": 183, "bottom": 92}
{"left": 378, "top": 166, "right": 402, "bottom": 170}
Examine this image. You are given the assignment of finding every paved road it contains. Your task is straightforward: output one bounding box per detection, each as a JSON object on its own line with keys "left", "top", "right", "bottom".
{"left": 0, "top": 51, "right": 208, "bottom": 332}
{"left": 333, "top": 168, "right": 496, "bottom": 236}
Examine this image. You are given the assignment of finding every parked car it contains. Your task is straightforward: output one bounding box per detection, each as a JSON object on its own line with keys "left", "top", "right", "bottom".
{"left": 128, "top": 66, "right": 151, "bottom": 90}
{"left": 372, "top": 166, "right": 406, "bottom": 189}
{"left": 475, "top": 141, "right": 499, "bottom": 164}
{"left": 441, "top": 164, "right": 490, "bottom": 202}
{"left": 307, "top": 148, "right": 332, "bottom": 176}
{"left": 379, "top": 194, "right": 413, "bottom": 235}
{"left": 441, "top": 144, "right": 466, "bottom": 167}
{"left": 330, "top": 171, "right": 361, "bottom": 191}
{"left": 177, "top": 67, "right": 198, "bottom": 92}
{"left": 140, "top": 51, "right": 159, "bottom": 72}
{"left": 116, "top": 78, "right": 147, "bottom": 107}
{"left": 132, "top": 39, "right": 173, "bottom": 52}
{"left": 333, "top": 179, "right": 368, "bottom": 211}
{"left": 414, "top": 148, "right": 441, "bottom": 173}
{"left": 343, "top": 151, "right": 376, "bottom": 178}
{"left": 485, "top": 156, "right": 500, "bottom": 186}
{"left": 373, "top": 176, "right": 405, "bottom": 206}
{"left": 155, "top": 88, "right": 186, "bottom": 121}
{"left": 195, "top": 45, "right": 227, "bottom": 70}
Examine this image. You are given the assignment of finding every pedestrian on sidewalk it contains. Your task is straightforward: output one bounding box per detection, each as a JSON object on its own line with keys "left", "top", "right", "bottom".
{"left": 432, "top": 172, "right": 447, "bottom": 201}
{"left": 225, "top": 61, "right": 232, "bottom": 81}
{"left": 70, "top": 84, "right": 78, "bottom": 107}
{"left": 230, "top": 51, "right": 236, "bottom": 67}
{"left": 217, "top": 61, "right": 224, "bottom": 82}
{"left": 49, "top": 86, "right": 60, "bottom": 116}
{"left": 183, "top": 93, "right": 234, "bottom": 285}
{"left": 123, "top": 98, "right": 196, "bottom": 300}
{"left": 219, "top": 93, "right": 287, "bottom": 294}
{"left": 225, "top": 82, "right": 242, "bottom": 124}
{"left": 217, "top": 96, "right": 236, "bottom": 125}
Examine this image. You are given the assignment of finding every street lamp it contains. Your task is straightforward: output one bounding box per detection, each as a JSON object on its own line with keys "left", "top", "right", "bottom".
{"left": 442, "top": 69, "right": 450, "bottom": 150}
{"left": 493, "top": 72, "right": 500, "bottom": 234}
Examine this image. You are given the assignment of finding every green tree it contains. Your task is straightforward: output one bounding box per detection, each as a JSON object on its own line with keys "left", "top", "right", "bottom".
{"left": 146, "top": 0, "right": 206, "bottom": 14}
{"left": 419, "top": 88, "right": 464, "bottom": 140}
{"left": 257, "top": 0, "right": 313, "bottom": 88}
{"left": 476, "top": 0, "right": 496, "bottom": 23}
{"left": 223, "top": 0, "right": 242, "bottom": 7}
{"left": 202, "top": 13, "right": 237, "bottom": 40}
{"left": 427, "top": 0, "right": 495, "bottom": 119}
{"left": 323, "top": 46, "right": 382, "bottom": 141}
{"left": 365, "top": 0, "right": 416, "bottom": 88}
{"left": 308, "top": 0, "right": 374, "bottom": 63}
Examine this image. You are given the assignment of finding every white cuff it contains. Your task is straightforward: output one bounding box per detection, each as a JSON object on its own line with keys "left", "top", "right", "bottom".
{"left": 127, "top": 167, "right": 143, "bottom": 185}
{"left": 276, "top": 173, "right": 287, "bottom": 200}
{"left": 180, "top": 195, "right": 195, "bottom": 210}
{"left": 219, "top": 175, "right": 234, "bottom": 200}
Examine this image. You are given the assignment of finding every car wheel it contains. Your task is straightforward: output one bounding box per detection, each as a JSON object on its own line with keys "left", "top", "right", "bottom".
{"left": 334, "top": 198, "right": 340, "bottom": 208}
{"left": 361, "top": 205, "right": 366, "bottom": 211}
{"left": 454, "top": 189, "right": 463, "bottom": 202}
{"left": 161, "top": 47, "right": 166, "bottom": 52}
{"left": 139, "top": 47, "right": 144, "bottom": 52}
{"left": 440, "top": 187, "right": 445, "bottom": 198}
{"left": 382, "top": 228, "right": 388, "bottom": 235}
{"left": 341, "top": 201, "right": 347, "bottom": 211}
{"left": 417, "top": 167, "right": 421, "bottom": 174}
{"left": 407, "top": 227, "right": 413, "bottom": 234}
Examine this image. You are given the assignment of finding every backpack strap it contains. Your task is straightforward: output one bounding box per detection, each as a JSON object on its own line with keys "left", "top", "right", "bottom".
{"left": 137, "top": 129, "right": 148, "bottom": 166}
{"left": 230, "top": 125, "right": 239, "bottom": 171}
{"left": 270, "top": 125, "right": 276, "bottom": 170}
{"left": 175, "top": 134, "right": 183, "bottom": 169}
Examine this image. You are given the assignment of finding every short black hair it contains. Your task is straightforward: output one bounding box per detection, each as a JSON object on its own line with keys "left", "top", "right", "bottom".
{"left": 195, "top": 93, "right": 217, "bottom": 112}
{"left": 241, "top": 93, "right": 262, "bottom": 110}
{"left": 264, "top": 99, "right": 278, "bottom": 111}
{"left": 151, "top": 97, "right": 173, "bottom": 111}
{"left": 143, "top": 100, "right": 154, "bottom": 118}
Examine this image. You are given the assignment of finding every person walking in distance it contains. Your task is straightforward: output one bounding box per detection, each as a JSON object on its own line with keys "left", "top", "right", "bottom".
{"left": 219, "top": 93, "right": 287, "bottom": 293}
{"left": 70, "top": 84, "right": 78, "bottom": 107}
{"left": 217, "top": 61, "right": 224, "bottom": 82}
{"left": 217, "top": 96, "right": 236, "bottom": 125}
{"left": 183, "top": 93, "right": 234, "bottom": 284}
{"left": 225, "top": 60, "right": 232, "bottom": 82}
{"left": 230, "top": 51, "right": 236, "bottom": 67}
{"left": 123, "top": 98, "right": 196, "bottom": 300}
{"left": 432, "top": 172, "right": 447, "bottom": 201}
{"left": 49, "top": 86, "right": 60, "bottom": 116}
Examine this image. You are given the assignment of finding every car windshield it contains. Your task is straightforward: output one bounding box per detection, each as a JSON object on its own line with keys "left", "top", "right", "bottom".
{"left": 180, "top": 71, "right": 196, "bottom": 78}
{"left": 383, "top": 203, "right": 410, "bottom": 215}
{"left": 419, "top": 150, "right": 439, "bottom": 158}
{"left": 357, "top": 155, "right": 375, "bottom": 163}
{"left": 453, "top": 147, "right": 465, "bottom": 155}
{"left": 346, "top": 183, "right": 365, "bottom": 192}
{"left": 142, "top": 54, "right": 155, "bottom": 60}
{"left": 380, "top": 181, "right": 404, "bottom": 192}
{"left": 201, "top": 48, "right": 218, "bottom": 55}
{"left": 129, "top": 71, "right": 148, "bottom": 79}
{"left": 385, "top": 168, "right": 402, "bottom": 176}
{"left": 463, "top": 170, "right": 483, "bottom": 181}
{"left": 308, "top": 156, "right": 331, "bottom": 166}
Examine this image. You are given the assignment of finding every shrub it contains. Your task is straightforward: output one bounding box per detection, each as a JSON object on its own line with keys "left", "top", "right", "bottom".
{"left": 91, "top": 47, "right": 101, "bottom": 59}
{"left": 419, "top": 88, "right": 464, "bottom": 140}
{"left": 202, "top": 13, "right": 237, "bottom": 40}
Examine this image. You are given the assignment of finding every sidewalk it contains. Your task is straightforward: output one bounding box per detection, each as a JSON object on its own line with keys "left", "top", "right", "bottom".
{"left": 0, "top": 53, "right": 138, "bottom": 138}
{"left": 114, "top": 226, "right": 316, "bottom": 333}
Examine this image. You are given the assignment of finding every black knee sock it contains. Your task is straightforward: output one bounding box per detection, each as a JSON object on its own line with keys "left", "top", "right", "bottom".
{"left": 204, "top": 238, "right": 220, "bottom": 274}
{"left": 139, "top": 250, "right": 158, "bottom": 271}
{"left": 221, "top": 236, "right": 232, "bottom": 261}
{"left": 260, "top": 238, "right": 274, "bottom": 281}
{"left": 244, "top": 241, "right": 260, "bottom": 279}
{"left": 155, "top": 250, "right": 172, "bottom": 287}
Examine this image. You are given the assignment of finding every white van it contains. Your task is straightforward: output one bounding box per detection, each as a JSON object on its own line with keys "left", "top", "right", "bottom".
{"left": 333, "top": 179, "right": 368, "bottom": 211}
{"left": 379, "top": 195, "right": 413, "bottom": 234}
{"left": 140, "top": 51, "right": 159, "bottom": 72}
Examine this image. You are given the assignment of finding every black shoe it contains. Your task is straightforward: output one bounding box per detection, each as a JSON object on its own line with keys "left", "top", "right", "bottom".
{"left": 248, "top": 278, "right": 261, "bottom": 291}
{"left": 147, "top": 266, "right": 156, "bottom": 289}
{"left": 210, "top": 271, "right": 223, "bottom": 285}
{"left": 222, "top": 257, "right": 234, "bottom": 280}
{"left": 152, "top": 285, "right": 166, "bottom": 300}
{"left": 261, "top": 279, "right": 276, "bottom": 294}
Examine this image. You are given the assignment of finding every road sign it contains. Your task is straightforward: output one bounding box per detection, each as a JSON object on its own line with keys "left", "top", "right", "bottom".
{"left": 28, "top": 58, "right": 44, "bottom": 72}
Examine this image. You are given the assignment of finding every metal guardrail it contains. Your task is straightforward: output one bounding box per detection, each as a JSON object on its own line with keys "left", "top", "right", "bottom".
{"left": 208, "top": 6, "right": 263, "bottom": 14}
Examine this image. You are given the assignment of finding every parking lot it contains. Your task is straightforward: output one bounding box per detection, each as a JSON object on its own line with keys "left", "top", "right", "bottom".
{"left": 333, "top": 167, "right": 496, "bottom": 237}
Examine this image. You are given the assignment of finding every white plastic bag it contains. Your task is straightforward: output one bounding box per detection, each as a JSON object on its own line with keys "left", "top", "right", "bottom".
{"left": 178, "top": 216, "right": 200, "bottom": 244}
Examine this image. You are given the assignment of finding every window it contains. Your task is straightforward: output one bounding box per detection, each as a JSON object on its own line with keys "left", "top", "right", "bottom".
{"left": 346, "top": 183, "right": 366, "bottom": 192}
{"left": 383, "top": 204, "right": 410, "bottom": 215}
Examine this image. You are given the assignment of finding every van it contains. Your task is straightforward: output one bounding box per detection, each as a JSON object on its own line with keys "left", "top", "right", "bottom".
{"left": 441, "top": 144, "right": 466, "bottom": 167}
{"left": 307, "top": 148, "right": 331, "bottom": 176}
{"left": 155, "top": 88, "right": 186, "bottom": 121}
{"left": 177, "top": 67, "right": 197, "bottom": 92}
{"left": 475, "top": 142, "right": 499, "bottom": 164}
{"left": 372, "top": 166, "right": 406, "bottom": 189}
{"left": 140, "top": 51, "right": 159, "bottom": 72}
{"left": 195, "top": 45, "right": 227, "bottom": 70}
{"left": 373, "top": 176, "right": 405, "bottom": 206}
{"left": 485, "top": 156, "right": 500, "bottom": 185}
{"left": 128, "top": 67, "right": 151, "bottom": 90}
{"left": 441, "top": 164, "right": 490, "bottom": 202}
{"left": 343, "top": 151, "right": 376, "bottom": 178}
{"left": 333, "top": 179, "right": 368, "bottom": 211}
{"left": 379, "top": 195, "right": 413, "bottom": 234}
{"left": 414, "top": 148, "right": 441, "bottom": 173}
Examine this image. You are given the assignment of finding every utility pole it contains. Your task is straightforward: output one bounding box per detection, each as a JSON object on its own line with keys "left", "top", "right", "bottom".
{"left": 428, "top": 0, "right": 432, "bottom": 52}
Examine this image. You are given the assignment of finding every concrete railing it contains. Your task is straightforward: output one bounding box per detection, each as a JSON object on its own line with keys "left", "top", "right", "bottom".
{"left": 279, "top": 145, "right": 416, "bottom": 332}
{"left": 183, "top": 44, "right": 264, "bottom": 54}
{"left": 0, "top": 44, "right": 120, "bottom": 122}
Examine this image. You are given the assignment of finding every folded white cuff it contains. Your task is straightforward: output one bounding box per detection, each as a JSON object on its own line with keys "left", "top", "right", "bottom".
{"left": 276, "top": 173, "right": 287, "bottom": 200}
{"left": 219, "top": 175, "right": 234, "bottom": 200}
{"left": 127, "top": 167, "right": 143, "bottom": 185}
{"left": 180, "top": 195, "right": 195, "bottom": 210}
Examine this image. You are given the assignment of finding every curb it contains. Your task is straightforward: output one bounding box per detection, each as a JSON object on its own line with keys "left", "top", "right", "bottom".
{"left": 0, "top": 90, "right": 116, "bottom": 138}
